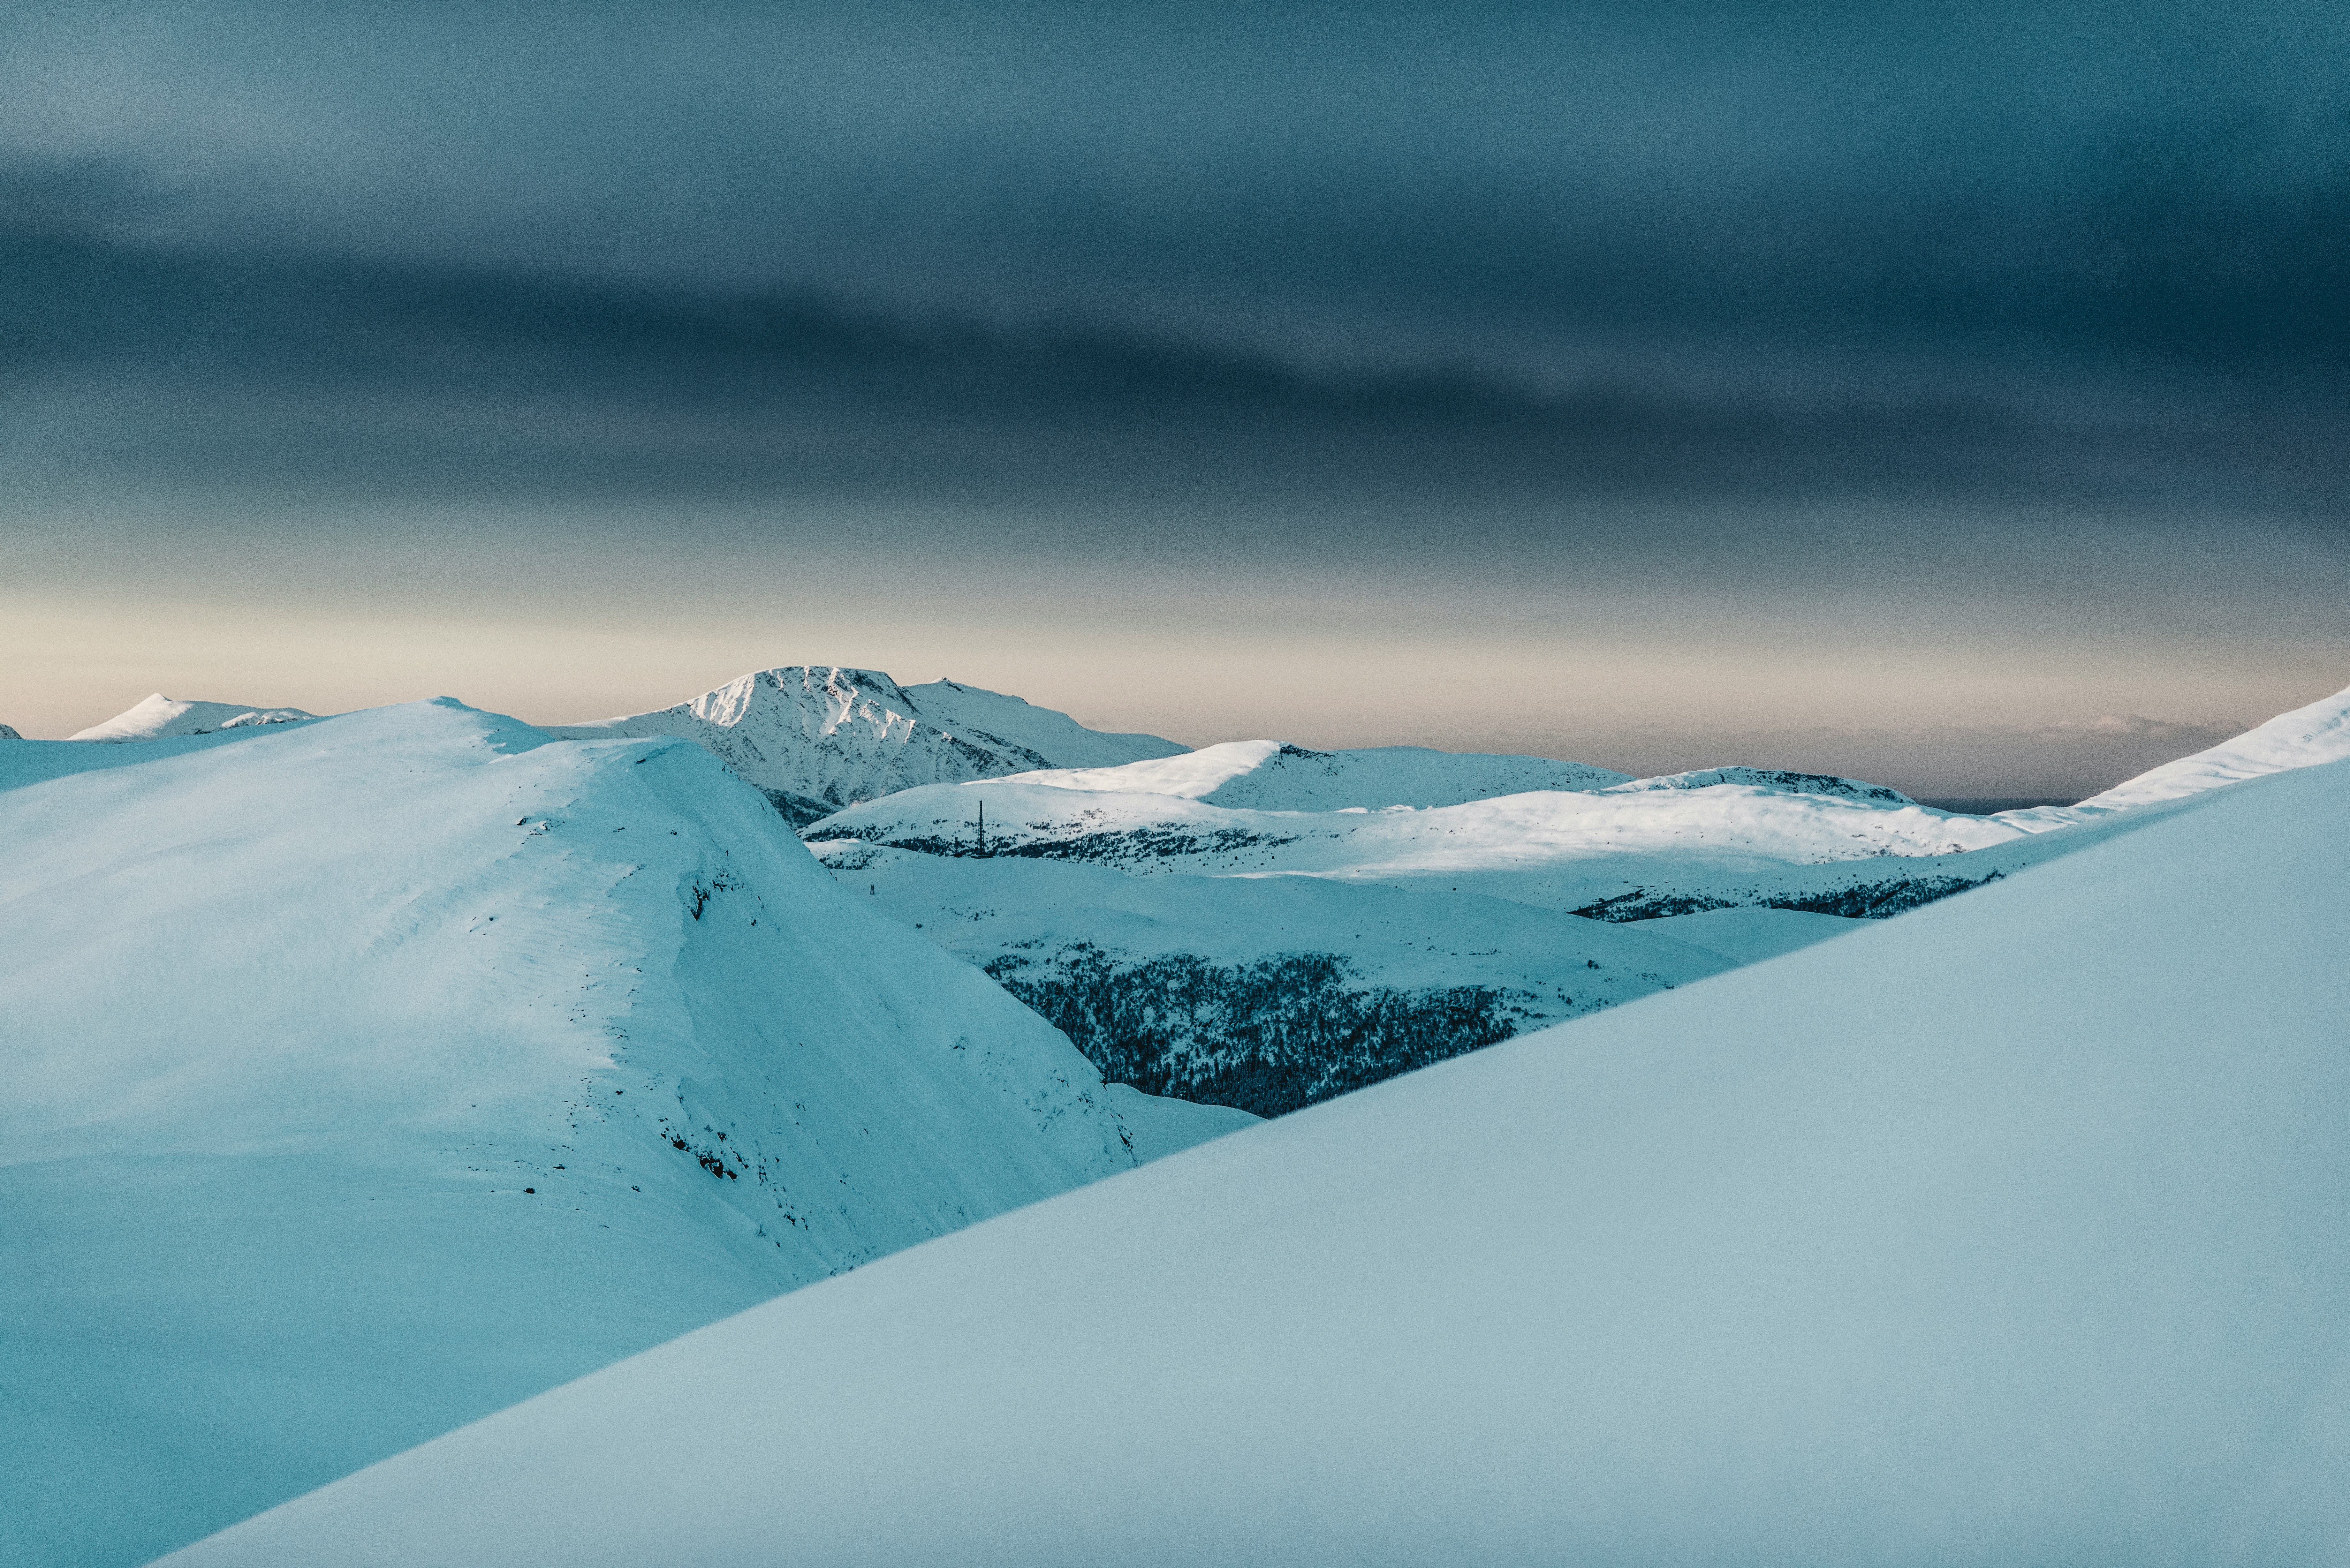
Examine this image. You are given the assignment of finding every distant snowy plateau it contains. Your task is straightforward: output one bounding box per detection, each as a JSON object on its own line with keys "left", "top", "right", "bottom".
{"left": 2, "top": 667, "right": 2345, "bottom": 1566}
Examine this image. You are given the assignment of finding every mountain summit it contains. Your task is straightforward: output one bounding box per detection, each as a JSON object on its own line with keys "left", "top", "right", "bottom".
{"left": 547, "top": 667, "right": 1185, "bottom": 825}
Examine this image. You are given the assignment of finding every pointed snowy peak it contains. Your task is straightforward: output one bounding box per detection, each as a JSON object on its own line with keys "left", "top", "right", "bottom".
{"left": 547, "top": 666, "right": 1186, "bottom": 825}
{"left": 1604, "top": 766, "right": 1916, "bottom": 806}
{"left": 69, "top": 693, "right": 320, "bottom": 742}
{"left": 1996, "top": 680, "right": 2350, "bottom": 831}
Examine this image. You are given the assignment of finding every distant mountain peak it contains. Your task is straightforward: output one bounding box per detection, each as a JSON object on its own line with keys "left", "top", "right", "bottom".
{"left": 548, "top": 665, "right": 1186, "bottom": 825}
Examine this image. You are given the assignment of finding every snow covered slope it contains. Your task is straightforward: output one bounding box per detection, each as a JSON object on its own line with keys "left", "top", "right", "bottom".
{"left": 813, "top": 842, "right": 1736, "bottom": 1115}
{"left": 0, "top": 700, "right": 1142, "bottom": 1568}
{"left": 546, "top": 667, "right": 1185, "bottom": 825}
{"left": 169, "top": 754, "right": 2350, "bottom": 1567}
{"left": 1996, "top": 679, "right": 2350, "bottom": 830}
{"left": 68, "top": 692, "right": 318, "bottom": 740}
{"left": 900, "top": 678, "right": 1185, "bottom": 770}
{"left": 1011, "top": 739, "right": 1629, "bottom": 810}
{"left": 808, "top": 773, "right": 2021, "bottom": 914}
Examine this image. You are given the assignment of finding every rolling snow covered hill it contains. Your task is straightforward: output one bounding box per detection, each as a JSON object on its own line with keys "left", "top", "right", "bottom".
{"left": 67, "top": 692, "right": 319, "bottom": 740}
{"left": 1006, "top": 738, "right": 1631, "bottom": 810}
{"left": 546, "top": 666, "right": 1186, "bottom": 824}
{"left": 163, "top": 744, "right": 2350, "bottom": 1567}
{"left": 807, "top": 769, "right": 2020, "bottom": 912}
{"left": 0, "top": 700, "right": 1239, "bottom": 1568}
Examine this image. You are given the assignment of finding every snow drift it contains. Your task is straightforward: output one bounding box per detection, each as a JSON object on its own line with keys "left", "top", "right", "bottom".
{"left": 546, "top": 667, "right": 1185, "bottom": 824}
{"left": 0, "top": 700, "right": 1187, "bottom": 1568}
{"left": 165, "top": 750, "right": 2350, "bottom": 1567}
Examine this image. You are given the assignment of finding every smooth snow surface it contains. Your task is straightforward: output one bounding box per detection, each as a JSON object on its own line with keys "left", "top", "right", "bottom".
{"left": 0, "top": 701, "right": 1136, "bottom": 1568}
{"left": 1011, "top": 738, "right": 1629, "bottom": 809}
{"left": 68, "top": 692, "right": 319, "bottom": 740}
{"left": 1628, "top": 907, "right": 1862, "bottom": 964}
{"left": 171, "top": 755, "right": 2350, "bottom": 1567}
{"left": 1100, "top": 1084, "right": 1260, "bottom": 1162}
{"left": 1996, "top": 680, "right": 2350, "bottom": 830}
{"left": 546, "top": 667, "right": 1183, "bottom": 824}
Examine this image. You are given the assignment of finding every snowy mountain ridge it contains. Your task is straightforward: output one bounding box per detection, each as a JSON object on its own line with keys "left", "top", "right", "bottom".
{"left": 1995, "top": 680, "right": 2350, "bottom": 830}
{"left": 0, "top": 698, "right": 1239, "bottom": 1568}
{"left": 545, "top": 667, "right": 1186, "bottom": 825}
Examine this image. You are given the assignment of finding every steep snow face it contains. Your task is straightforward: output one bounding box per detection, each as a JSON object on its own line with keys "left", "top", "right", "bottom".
{"left": 812, "top": 842, "right": 1735, "bottom": 1116}
{"left": 68, "top": 692, "right": 319, "bottom": 740}
{"left": 1997, "top": 680, "right": 2350, "bottom": 830}
{"left": 546, "top": 667, "right": 1185, "bottom": 825}
{"left": 809, "top": 775, "right": 2021, "bottom": 915}
{"left": 168, "top": 758, "right": 2350, "bottom": 1568}
{"left": 0, "top": 701, "right": 1136, "bottom": 1568}
{"left": 1010, "top": 739, "right": 1630, "bottom": 810}
{"left": 1603, "top": 766, "right": 1914, "bottom": 805}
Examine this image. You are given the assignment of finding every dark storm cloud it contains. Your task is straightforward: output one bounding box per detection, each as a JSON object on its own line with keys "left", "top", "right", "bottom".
{"left": 9, "top": 0, "right": 2350, "bottom": 390}
{"left": 3, "top": 0, "right": 2346, "bottom": 577}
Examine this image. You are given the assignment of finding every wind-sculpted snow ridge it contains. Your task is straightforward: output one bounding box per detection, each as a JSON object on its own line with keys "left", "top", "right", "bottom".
{"left": 68, "top": 691, "right": 320, "bottom": 740}
{"left": 813, "top": 842, "right": 1740, "bottom": 1116}
{"left": 1996, "top": 679, "right": 2350, "bottom": 830}
{"left": 166, "top": 758, "right": 2350, "bottom": 1568}
{"left": 1009, "top": 738, "right": 1631, "bottom": 810}
{"left": 1601, "top": 766, "right": 1915, "bottom": 804}
{"left": 0, "top": 699, "right": 1162, "bottom": 1568}
{"left": 807, "top": 774, "right": 2020, "bottom": 914}
{"left": 547, "top": 666, "right": 1185, "bottom": 825}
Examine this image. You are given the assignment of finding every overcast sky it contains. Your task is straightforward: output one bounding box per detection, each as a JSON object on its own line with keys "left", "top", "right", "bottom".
{"left": 4, "top": 1, "right": 2345, "bottom": 793}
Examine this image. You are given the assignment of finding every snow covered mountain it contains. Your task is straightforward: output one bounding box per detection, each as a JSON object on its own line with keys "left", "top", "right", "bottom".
{"left": 1994, "top": 679, "right": 2350, "bottom": 830}
{"left": 68, "top": 692, "right": 319, "bottom": 740}
{"left": 546, "top": 667, "right": 1186, "bottom": 824}
{"left": 165, "top": 751, "right": 2350, "bottom": 1567}
{"left": 0, "top": 700, "right": 1244, "bottom": 1568}
{"left": 814, "top": 841, "right": 1741, "bottom": 1115}
{"left": 1007, "top": 738, "right": 1630, "bottom": 809}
